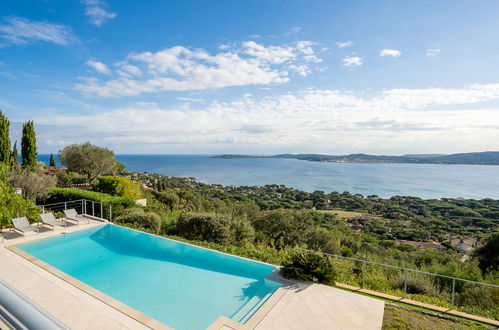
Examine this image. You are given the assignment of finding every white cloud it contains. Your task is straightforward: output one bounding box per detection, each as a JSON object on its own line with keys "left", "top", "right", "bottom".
{"left": 379, "top": 49, "right": 401, "bottom": 57}
{"left": 34, "top": 83, "right": 499, "bottom": 153}
{"left": 342, "top": 56, "right": 362, "bottom": 67}
{"left": 81, "top": 0, "right": 116, "bottom": 26}
{"left": 75, "top": 41, "right": 322, "bottom": 97}
{"left": 86, "top": 60, "right": 112, "bottom": 75}
{"left": 0, "top": 16, "right": 75, "bottom": 46}
{"left": 336, "top": 41, "right": 353, "bottom": 48}
{"left": 426, "top": 48, "right": 441, "bottom": 57}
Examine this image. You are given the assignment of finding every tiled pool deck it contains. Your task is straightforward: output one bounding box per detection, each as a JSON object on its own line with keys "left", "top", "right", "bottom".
{"left": 0, "top": 221, "right": 385, "bottom": 329}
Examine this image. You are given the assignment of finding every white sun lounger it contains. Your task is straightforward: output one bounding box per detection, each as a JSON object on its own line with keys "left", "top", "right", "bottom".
{"left": 40, "top": 212, "right": 69, "bottom": 231}
{"left": 63, "top": 209, "right": 90, "bottom": 225}
{"left": 11, "top": 217, "right": 39, "bottom": 237}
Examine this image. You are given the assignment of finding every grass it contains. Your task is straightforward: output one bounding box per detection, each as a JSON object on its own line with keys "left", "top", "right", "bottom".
{"left": 382, "top": 304, "right": 489, "bottom": 330}
{"left": 317, "top": 209, "right": 366, "bottom": 219}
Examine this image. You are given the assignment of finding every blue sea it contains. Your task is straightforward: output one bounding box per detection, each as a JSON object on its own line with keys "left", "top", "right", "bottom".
{"left": 38, "top": 154, "right": 499, "bottom": 199}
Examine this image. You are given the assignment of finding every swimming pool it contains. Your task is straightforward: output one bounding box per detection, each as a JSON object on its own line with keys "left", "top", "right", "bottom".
{"left": 18, "top": 224, "right": 282, "bottom": 329}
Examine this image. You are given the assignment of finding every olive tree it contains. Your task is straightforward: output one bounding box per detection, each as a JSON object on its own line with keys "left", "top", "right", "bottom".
{"left": 58, "top": 142, "right": 122, "bottom": 182}
{"left": 8, "top": 166, "right": 57, "bottom": 201}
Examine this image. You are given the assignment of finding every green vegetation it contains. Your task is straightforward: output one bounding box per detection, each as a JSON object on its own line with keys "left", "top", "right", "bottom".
{"left": 49, "top": 153, "right": 56, "bottom": 167}
{"left": 21, "top": 121, "right": 37, "bottom": 169}
{"left": 382, "top": 304, "right": 487, "bottom": 329}
{"left": 281, "top": 252, "right": 335, "bottom": 284}
{"left": 0, "top": 166, "right": 39, "bottom": 228}
{"left": 8, "top": 165, "right": 57, "bottom": 200}
{"left": 46, "top": 187, "right": 136, "bottom": 215}
{"left": 58, "top": 142, "right": 122, "bottom": 181}
{"left": 115, "top": 208, "right": 161, "bottom": 233}
{"left": 0, "top": 111, "right": 11, "bottom": 165}
{"left": 11, "top": 141, "right": 18, "bottom": 166}
{"left": 92, "top": 176, "right": 142, "bottom": 200}
{"left": 177, "top": 212, "right": 254, "bottom": 244}
{"left": 473, "top": 232, "right": 499, "bottom": 274}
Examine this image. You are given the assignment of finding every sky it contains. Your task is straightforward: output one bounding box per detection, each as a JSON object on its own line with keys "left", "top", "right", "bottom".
{"left": 1, "top": 0, "right": 499, "bottom": 155}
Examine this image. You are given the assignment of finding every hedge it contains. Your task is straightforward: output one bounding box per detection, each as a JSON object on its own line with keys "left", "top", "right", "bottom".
{"left": 46, "top": 187, "right": 136, "bottom": 217}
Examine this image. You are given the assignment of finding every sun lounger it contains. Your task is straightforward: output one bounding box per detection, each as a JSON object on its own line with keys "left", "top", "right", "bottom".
{"left": 63, "top": 209, "right": 90, "bottom": 225}
{"left": 40, "top": 212, "right": 69, "bottom": 231}
{"left": 11, "top": 217, "right": 39, "bottom": 237}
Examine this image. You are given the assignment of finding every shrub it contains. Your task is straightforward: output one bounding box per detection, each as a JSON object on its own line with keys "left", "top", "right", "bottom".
{"left": 176, "top": 212, "right": 254, "bottom": 244}
{"left": 151, "top": 190, "right": 180, "bottom": 210}
{"left": 115, "top": 208, "right": 161, "bottom": 233}
{"left": 177, "top": 212, "right": 233, "bottom": 244}
{"left": 457, "top": 284, "right": 496, "bottom": 309}
{"left": 92, "top": 176, "right": 142, "bottom": 200}
{"left": 253, "top": 209, "right": 313, "bottom": 248}
{"left": 281, "top": 252, "right": 335, "bottom": 284}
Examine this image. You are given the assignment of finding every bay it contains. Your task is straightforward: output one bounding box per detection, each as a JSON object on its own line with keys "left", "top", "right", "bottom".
{"left": 38, "top": 154, "right": 499, "bottom": 199}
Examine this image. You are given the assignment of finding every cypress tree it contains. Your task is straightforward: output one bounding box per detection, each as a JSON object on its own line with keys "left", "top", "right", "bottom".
{"left": 11, "top": 141, "right": 18, "bottom": 165}
{"left": 21, "top": 120, "right": 37, "bottom": 169}
{"left": 49, "top": 153, "right": 56, "bottom": 167}
{"left": 0, "top": 110, "right": 11, "bottom": 165}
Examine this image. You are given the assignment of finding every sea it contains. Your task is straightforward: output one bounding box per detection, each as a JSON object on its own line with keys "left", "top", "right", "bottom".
{"left": 38, "top": 154, "right": 499, "bottom": 199}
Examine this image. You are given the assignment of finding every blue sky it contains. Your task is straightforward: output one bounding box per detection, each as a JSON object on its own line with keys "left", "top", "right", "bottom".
{"left": 1, "top": 0, "right": 499, "bottom": 154}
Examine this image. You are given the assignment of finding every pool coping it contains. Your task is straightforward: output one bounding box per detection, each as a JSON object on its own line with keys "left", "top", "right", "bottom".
{"left": 7, "top": 223, "right": 291, "bottom": 330}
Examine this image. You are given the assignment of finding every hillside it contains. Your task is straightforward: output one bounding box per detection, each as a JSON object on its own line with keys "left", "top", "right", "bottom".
{"left": 213, "top": 151, "right": 499, "bottom": 165}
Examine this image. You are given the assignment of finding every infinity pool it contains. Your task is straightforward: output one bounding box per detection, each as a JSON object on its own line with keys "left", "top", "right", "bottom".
{"left": 18, "top": 224, "right": 282, "bottom": 329}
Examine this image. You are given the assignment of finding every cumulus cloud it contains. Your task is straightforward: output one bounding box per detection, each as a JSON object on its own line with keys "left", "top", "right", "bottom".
{"left": 75, "top": 41, "right": 322, "bottom": 97}
{"left": 0, "top": 16, "right": 75, "bottom": 46}
{"left": 342, "top": 56, "right": 362, "bottom": 67}
{"left": 34, "top": 83, "right": 499, "bottom": 153}
{"left": 81, "top": 0, "right": 116, "bottom": 26}
{"left": 336, "top": 41, "right": 353, "bottom": 48}
{"left": 426, "top": 48, "right": 441, "bottom": 56}
{"left": 86, "top": 60, "right": 111, "bottom": 75}
{"left": 379, "top": 49, "right": 401, "bottom": 57}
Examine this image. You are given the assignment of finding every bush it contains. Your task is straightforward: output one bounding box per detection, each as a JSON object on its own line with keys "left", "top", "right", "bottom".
{"left": 281, "top": 252, "right": 335, "bottom": 284}
{"left": 151, "top": 190, "right": 180, "bottom": 210}
{"left": 92, "top": 176, "right": 142, "bottom": 200}
{"left": 457, "top": 284, "right": 496, "bottom": 309}
{"left": 253, "top": 209, "right": 313, "bottom": 248}
{"left": 115, "top": 208, "right": 161, "bottom": 233}
{"left": 46, "top": 187, "right": 136, "bottom": 217}
{"left": 176, "top": 212, "right": 254, "bottom": 244}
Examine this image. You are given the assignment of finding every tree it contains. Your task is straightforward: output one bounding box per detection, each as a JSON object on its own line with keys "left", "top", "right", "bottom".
{"left": 8, "top": 166, "right": 57, "bottom": 201}
{"left": 59, "top": 142, "right": 120, "bottom": 182}
{"left": 21, "top": 120, "right": 37, "bottom": 169}
{"left": 473, "top": 232, "right": 499, "bottom": 275}
{"left": 11, "top": 141, "right": 18, "bottom": 165}
{"left": 253, "top": 209, "right": 314, "bottom": 248}
{"left": 0, "top": 111, "right": 11, "bottom": 165}
{"left": 92, "top": 176, "right": 142, "bottom": 199}
{"left": 49, "top": 153, "right": 56, "bottom": 167}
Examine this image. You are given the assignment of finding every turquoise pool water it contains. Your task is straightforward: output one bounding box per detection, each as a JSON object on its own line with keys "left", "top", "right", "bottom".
{"left": 18, "top": 224, "right": 282, "bottom": 329}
